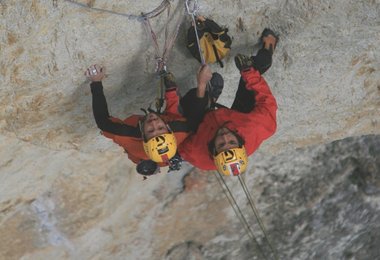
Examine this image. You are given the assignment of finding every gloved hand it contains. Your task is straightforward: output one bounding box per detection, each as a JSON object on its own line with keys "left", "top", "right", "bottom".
{"left": 168, "top": 153, "right": 183, "bottom": 172}
{"left": 136, "top": 160, "right": 159, "bottom": 176}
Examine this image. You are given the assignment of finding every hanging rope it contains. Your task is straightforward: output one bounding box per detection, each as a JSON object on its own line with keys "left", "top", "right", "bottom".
{"left": 141, "top": 1, "right": 185, "bottom": 112}
{"left": 63, "top": 0, "right": 141, "bottom": 20}
{"left": 185, "top": 0, "right": 215, "bottom": 107}
{"left": 213, "top": 171, "right": 269, "bottom": 260}
{"left": 185, "top": 0, "right": 205, "bottom": 64}
{"left": 63, "top": 0, "right": 184, "bottom": 113}
{"left": 238, "top": 175, "right": 279, "bottom": 260}
{"left": 63, "top": 0, "right": 172, "bottom": 21}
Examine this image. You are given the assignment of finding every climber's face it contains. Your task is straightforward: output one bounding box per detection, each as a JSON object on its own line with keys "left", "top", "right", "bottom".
{"left": 143, "top": 113, "right": 169, "bottom": 140}
{"left": 214, "top": 127, "right": 239, "bottom": 154}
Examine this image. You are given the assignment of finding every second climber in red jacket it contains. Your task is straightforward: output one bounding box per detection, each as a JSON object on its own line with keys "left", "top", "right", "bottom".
{"left": 86, "top": 64, "right": 213, "bottom": 177}
{"left": 179, "top": 29, "right": 279, "bottom": 176}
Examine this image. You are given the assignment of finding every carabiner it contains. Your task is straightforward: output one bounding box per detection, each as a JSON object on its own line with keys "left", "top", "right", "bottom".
{"left": 185, "top": 0, "right": 199, "bottom": 15}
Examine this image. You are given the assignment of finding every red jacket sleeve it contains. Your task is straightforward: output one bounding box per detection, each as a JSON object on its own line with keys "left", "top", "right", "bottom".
{"left": 164, "top": 88, "right": 181, "bottom": 115}
{"left": 241, "top": 68, "right": 278, "bottom": 142}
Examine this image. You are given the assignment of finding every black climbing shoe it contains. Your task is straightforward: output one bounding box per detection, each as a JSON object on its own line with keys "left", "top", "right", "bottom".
{"left": 209, "top": 72, "right": 224, "bottom": 102}
{"left": 259, "top": 28, "right": 279, "bottom": 54}
{"left": 234, "top": 54, "right": 254, "bottom": 72}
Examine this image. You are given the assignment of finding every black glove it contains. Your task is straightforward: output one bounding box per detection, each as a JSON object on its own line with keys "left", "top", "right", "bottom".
{"left": 168, "top": 153, "right": 183, "bottom": 172}
{"left": 136, "top": 160, "right": 159, "bottom": 176}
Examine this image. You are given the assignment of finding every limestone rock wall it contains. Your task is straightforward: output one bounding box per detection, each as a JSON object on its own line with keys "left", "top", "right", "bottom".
{"left": 0, "top": 0, "right": 380, "bottom": 259}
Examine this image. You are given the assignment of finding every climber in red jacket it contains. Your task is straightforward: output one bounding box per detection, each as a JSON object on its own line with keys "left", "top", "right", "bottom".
{"left": 85, "top": 64, "right": 213, "bottom": 176}
{"left": 179, "top": 28, "right": 279, "bottom": 176}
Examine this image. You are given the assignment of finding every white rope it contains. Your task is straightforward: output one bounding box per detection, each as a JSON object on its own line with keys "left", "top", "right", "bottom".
{"left": 238, "top": 175, "right": 279, "bottom": 260}
{"left": 214, "top": 171, "right": 270, "bottom": 259}
{"left": 63, "top": 0, "right": 172, "bottom": 21}
{"left": 185, "top": 0, "right": 205, "bottom": 64}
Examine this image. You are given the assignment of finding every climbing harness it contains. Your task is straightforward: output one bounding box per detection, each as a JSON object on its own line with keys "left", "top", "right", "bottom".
{"left": 214, "top": 171, "right": 279, "bottom": 260}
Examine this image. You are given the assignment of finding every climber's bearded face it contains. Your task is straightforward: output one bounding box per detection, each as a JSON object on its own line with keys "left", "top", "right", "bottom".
{"left": 143, "top": 113, "right": 169, "bottom": 140}
{"left": 214, "top": 127, "right": 239, "bottom": 154}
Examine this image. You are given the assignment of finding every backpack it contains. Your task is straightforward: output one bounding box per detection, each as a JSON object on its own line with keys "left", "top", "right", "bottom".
{"left": 187, "top": 18, "right": 232, "bottom": 68}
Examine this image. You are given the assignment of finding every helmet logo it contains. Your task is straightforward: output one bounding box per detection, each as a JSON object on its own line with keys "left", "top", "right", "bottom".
{"left": 155, "top": 136, "right": 166, "bottom": 145}
{"left": 223, "top": 150, "right": 237, "bottom": 162}
{"left": 156, "top": 136, "right": 169, "bottom": 155}
{"left": 229, "top": 162, "right": 241, "bottom": 176}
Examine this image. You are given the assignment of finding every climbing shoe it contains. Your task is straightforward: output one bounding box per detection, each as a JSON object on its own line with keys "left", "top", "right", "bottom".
{"left": 209, "top": 72, "right": 224, "bottom": 102}
{"left": 259, "top": 28, "right": 279, "bottom": 54}
{"left": 234, "top": 54, "right": 254, "bottom": 72}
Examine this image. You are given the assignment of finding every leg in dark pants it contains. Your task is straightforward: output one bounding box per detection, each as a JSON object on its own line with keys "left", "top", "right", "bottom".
{"left": 180, "top": 88, "right": 209, "bottom": 132}
{"left": 231, "top": 48, "right": 272, "bottom": 113}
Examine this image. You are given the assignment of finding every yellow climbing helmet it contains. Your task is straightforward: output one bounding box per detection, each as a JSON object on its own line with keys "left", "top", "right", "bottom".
{"left": 143, "top": 133, "right": 177, "bottom": 163}
{"left": 214, "top": 147, "right": 248, "bottom": 176}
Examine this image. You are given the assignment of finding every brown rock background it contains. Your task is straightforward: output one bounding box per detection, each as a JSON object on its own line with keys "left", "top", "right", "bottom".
{"left": 0, "top": 0, "right": 379, "bottom": 259}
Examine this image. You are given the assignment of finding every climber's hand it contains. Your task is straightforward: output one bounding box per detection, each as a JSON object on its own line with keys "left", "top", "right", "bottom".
{"left": 197, "top": 64, "right": 212, "bottom": 98}
{"left": 85, "top": 64, "right": 105, "bottom": 82}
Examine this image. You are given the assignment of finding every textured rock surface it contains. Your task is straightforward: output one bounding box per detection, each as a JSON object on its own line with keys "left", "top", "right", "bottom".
{"left": 1, "top": 0, "right": 380, "bottom": 259}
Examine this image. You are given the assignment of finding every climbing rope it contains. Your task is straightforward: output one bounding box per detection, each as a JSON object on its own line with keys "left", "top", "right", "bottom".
{"left": 214, "top": 171, "right": 280, "bottom": 260}
{"left": 62, "top": 0, "right": 184, "bottom": 113}
{"left": 141, "top": 1, "right": 185, "bottom": 112}
{"left": 185, "top": 0, "right": 214, "bottom": 106}
{"left": 185, "top": 0, "right": 205, "bottom": 64}
{"left": 63, "top": 0, "right": 141, "bottom": 20}
{"left": 62, "top": 0, "right": 171, "bottom": 20}
{"left": 238, "top": 175, "right": 279, "bottom": 260}
{"left": 213, "top": 171, "right": 269, "bottom": 260}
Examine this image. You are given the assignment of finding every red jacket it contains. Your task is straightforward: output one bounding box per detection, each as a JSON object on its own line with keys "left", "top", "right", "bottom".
{"left": 178, "top": 68, "right": 277, "bottom": 170}
{"left": 95, "top": 87, "right": 190, "bottom": 166}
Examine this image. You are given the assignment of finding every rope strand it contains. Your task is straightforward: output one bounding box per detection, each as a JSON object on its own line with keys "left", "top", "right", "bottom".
{"left": 238, "top": 175, "right": 279, "bottom": 260}
{"left": 214, "top": 171, "right": 269, "bottom": 260}
{"left": 63, "top": 0, "right": 142, "bottom": 20}
{"left": 63, "top": 0, "right": 171, "bottom": 20}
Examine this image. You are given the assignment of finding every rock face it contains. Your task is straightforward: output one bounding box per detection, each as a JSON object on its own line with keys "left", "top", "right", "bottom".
{"left": 0, "top": 0, "right": 379, "bottom": 259}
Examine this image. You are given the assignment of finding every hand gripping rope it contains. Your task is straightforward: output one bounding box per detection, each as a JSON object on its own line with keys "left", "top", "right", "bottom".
{"left": 186, "top": 0, "right": 218, "bottom": 108}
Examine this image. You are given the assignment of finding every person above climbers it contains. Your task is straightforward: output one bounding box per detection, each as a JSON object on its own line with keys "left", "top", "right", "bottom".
{"left": 85, "top": 64, "right": 213, "bottom": 177}
{"left": 179, "top": 28, "right": 279, "bottom": 176}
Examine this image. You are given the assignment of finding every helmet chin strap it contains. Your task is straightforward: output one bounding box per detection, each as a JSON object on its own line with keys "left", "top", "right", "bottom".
{"left": 140, "top": 108, "right": 148, "bottom": 115}
{"left": 140, "top": 103, "right": 165, "bottom": 115}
